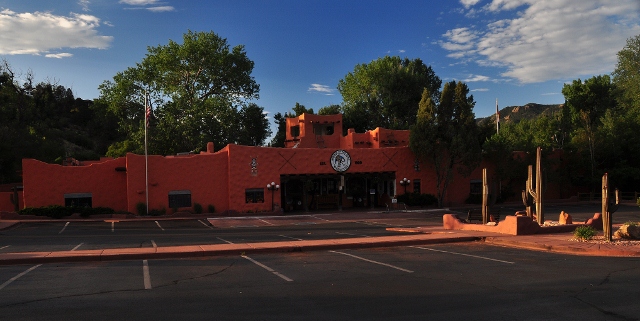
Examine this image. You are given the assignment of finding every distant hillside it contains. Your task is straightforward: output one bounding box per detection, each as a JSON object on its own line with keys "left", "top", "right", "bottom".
{"left": 477, "top": 103, "right": 564, "bottom": 126}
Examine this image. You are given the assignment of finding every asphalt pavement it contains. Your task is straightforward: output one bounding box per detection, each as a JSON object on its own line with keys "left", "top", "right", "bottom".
{"left": 1, "top": 204, "right": 640, "bottom": 266}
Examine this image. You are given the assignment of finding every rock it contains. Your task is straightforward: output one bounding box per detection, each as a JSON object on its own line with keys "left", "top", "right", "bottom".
{"left": 585, "top": 213, "right": 603, "bottom": 230}
{"left": 614, "top": 224, "right": 640, "bottom": 239}
{"left": 559, "top": 211, "right": 572, "bottom": 225}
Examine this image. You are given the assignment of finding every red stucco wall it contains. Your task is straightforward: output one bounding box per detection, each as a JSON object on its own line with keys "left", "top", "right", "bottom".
{"left": 125, "top": 150, "right": 229, "bottom": 214}
{"left": 22, "top": 158, "right": 128, "bottom": 210}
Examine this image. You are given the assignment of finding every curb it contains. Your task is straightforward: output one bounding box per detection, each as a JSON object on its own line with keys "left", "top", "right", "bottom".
{"left": 483, "top": 237, "right": 640, "bottom": 257}
{"left": 0, "top": 235, "right": 481, "bottom": 266}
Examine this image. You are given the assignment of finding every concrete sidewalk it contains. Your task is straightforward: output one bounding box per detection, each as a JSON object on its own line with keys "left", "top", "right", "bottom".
{"left": 0, "top": 231, "right": 482, "bottom": 266}
{"left": 1, "top": 227, "right": 639, "bottom": 266}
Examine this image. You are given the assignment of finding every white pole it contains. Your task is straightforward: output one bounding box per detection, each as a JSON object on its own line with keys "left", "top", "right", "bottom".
{"left": 144, "top": 91, "right": 149, "bottom": 215}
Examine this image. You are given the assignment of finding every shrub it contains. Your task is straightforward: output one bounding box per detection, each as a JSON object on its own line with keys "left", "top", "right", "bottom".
{"left": 149, "top": 208, "right": 166, "bottom": 216}
{"left": 574, "top": 225, "right": 597, "bottom": 240}
{"left": 207, "top": 204, "right": 216, "bottom": 213}
{"left": 193, "top": 203, "right": 203, "bottom": 214}
{"left": 18, "top": 206, "right": 115, "bottom": 218}
{"left": 136, "top": 202, "right": 147, "bottom": 216}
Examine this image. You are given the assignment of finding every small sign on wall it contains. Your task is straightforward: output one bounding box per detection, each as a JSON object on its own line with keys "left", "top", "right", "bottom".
{"left": 250, "top": 157, "right": 258, "bottom": 176}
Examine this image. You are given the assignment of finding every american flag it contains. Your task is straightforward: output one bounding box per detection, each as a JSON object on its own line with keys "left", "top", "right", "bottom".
{"left": 145, "top": 97, "right": 151, "bottom": 128}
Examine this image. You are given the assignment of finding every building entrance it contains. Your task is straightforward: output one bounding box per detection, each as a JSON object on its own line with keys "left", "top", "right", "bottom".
{"left": 280, "top": 172, "right": 396, "bottom": 212}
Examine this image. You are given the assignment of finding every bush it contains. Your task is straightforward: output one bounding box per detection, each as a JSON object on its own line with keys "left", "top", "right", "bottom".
{"left": 207, "top": 204, "right": 216, "bottom": 213}
{"left": 18, "top": 205, "right": 115, "bottom": 218}
{"left": 193, "top": 203, "right": 203, "bottom": 214}
{"left": 136, "top": 202, "right": 147, "bottom": 216}
{"left": 574, "top": 225, "right": 597, "bottom": 240}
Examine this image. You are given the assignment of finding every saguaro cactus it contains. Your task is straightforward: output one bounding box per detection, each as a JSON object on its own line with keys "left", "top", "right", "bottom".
{"left": 602, "top": 173, "right": 619, "bottom": 241}
{"left": 527, "top": 147, "right": 544, "bottom": 225}
{"left": 482, "top": 168, "right": 489, "bottom": 224}
{"left": 521, "top": 165, "right": 534, "bottom": 218}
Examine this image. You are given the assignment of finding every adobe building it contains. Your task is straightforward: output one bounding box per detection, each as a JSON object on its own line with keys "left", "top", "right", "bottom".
{"left": 12, "top": 113, "right": 493, "bottom": 214}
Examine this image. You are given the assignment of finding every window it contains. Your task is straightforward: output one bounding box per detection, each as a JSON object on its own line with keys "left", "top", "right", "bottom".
{"left": 169, "top": 190, "right": 192, "bottom": 208}
{"left": 64, "top": 193, "right": 92, "bottom": 207}
{"left": 290, "top": 125, "right": 300, "bottom": 137}
{"left": 245, "top": 188, "right": 265, "bottom": 203}
{"left": 413, "top": 179, "right": 421, "bottom": 194}
{"left": 469, "top": 180, "right": 482, "bottom": 195}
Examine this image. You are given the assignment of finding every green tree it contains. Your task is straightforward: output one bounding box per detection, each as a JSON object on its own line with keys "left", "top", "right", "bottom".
{"left": 410, "top": 82, "right": 481, "bottom": 207}
{"left": 237, "top": 103, "right": 271, "bottom": 146}
{"left": 562, "top": 75, "right": 618, "bottom": 183}
{"left": 292, "top": 102, "right": 313, "bottom": 116}
{"left": 269, "top": 112, "right": 287, "bottom": 147}
{"left": 612, "top": 34, "right": 640, "bottom": 111}
{"left": 338, "top": 56, "right": 441, "bottom": 131}
{"left": 318, "top": 104, "right": 341, "bottom": 115}
{"left": 99, "top": 30, "right": 261, "bottom": 156}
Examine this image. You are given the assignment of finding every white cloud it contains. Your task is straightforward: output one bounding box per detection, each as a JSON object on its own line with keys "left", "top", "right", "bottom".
{"left": 79, "top": 0, "right": 91, "bottom": 12}
{"left": 460, "top": 0, "right": 481, "bottom": 9}
{"left": 308, "top": 84, "right": 334, "bottom": 95}
{"left": 120, "top": 0, "right": 175, "bottom": 12}
{"left": 464, "top": 74, "right": 491, "bottom": 82}
{"left": 471, "top": 88, "right": 489, "bottom": 92}
{"left": 119, "top": 0, "right": 160, "bottom": 4}
{"left": 147, "top": 6, "right": 175, "bottom": 12}
{"left": 45, "top": 53, "right": 74, "bottom": 59}
{"left": 0, "top": 9, "right": 113, "bottom": 55}
{"left": 441, "top": 0, "right": 640, "bottom": 83}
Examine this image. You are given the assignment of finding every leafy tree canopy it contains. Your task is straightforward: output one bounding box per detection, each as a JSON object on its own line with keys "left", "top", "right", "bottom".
{"left": 612, "top": 34, "right": 640, "bottom": 110}
{"left": 338, "top": 56, "right": 441, "bottom": 132}
{"left": 409, "top": 81, "right": 481, "bottom": 207}
{"left": 99, "top": 30, "right": 265, "bottom": 156}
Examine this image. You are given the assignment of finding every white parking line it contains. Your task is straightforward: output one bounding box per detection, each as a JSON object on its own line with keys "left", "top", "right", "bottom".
{"left": 311, "top": 215, "right": 331, "bottom": 222}
{"left": 58, "top": 222, "right": 70, "bottom": 234}
{"left": 151, "top": 240, "right": 157, "bottom": 248}
{"left": 279, "top": 235, "right": 304, "bottom": 241}
{"left": 336, "top": 232, "right": 372, "bottom": 238}
{"left": 142, "top": 260, "right": 152, "bottom": 289}
{"left": 198, "top": 220, "right": 214, "bottom": 229}
{"left": 0, "top": 264, "right": 42, "bottom": 291}
{"left": 329, "top": 250, "right": 414, "bottom": 273}
{"left": 0, "top": 245, "right": 10, "bottom": 250}
{"left": 410, "top": 246, "right": 515, "bottom": 264}
{"left": 257, "top": 218, "right": 275, "bottom": 226}
{"left": 241, "top": 255, "right": 293, "bottom": 282}
{"left": 71, "top": 243, "right": 83, "bottom": 251}
{"left": 217, "top": 237, "right": 233, "bottom": 244}
{"left": 154, "top": 221, "right": 164, "bottom": 231}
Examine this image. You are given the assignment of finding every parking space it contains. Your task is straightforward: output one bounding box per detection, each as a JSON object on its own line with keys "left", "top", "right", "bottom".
{"left": 1, "top": 242, "right": 638, "bottom": 320}
{"left": 0, "top": 218, "right": 425, "bottom": 254}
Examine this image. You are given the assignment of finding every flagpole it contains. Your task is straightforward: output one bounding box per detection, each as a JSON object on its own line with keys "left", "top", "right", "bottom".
{"left": 144, "top": 91, "right": 149, "bottom": 215}
{"left": 495, "top": 98, "right": 500, "bottom": 135}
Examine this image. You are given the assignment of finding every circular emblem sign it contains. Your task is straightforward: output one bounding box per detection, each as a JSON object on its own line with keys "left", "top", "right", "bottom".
{"left": 330, "top": 150, "right": 351, "bottom": 172}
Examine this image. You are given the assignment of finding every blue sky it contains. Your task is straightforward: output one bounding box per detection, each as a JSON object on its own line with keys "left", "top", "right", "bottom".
{"left": 1, "top": 0, "right": 639, "bottom": 125}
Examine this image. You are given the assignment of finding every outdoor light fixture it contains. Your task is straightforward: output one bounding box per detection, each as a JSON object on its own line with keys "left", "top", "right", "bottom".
{"left": 267, "top": 182, "right": 280, "bottom": 212}
{"left": 399, "top": 177, "right": 411, "bottom": 194}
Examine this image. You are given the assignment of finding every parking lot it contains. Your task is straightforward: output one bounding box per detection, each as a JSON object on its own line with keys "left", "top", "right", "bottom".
{"left": 1, "top": 242, "right": 639, "bottom": 320}
{"left": 1, "top": 204, "right": 639, "bottom": 320}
